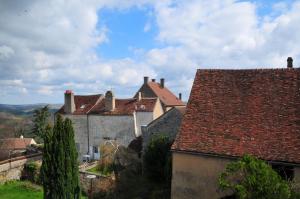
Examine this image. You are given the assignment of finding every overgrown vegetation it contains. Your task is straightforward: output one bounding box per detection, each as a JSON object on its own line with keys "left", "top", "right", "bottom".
{"left": 40, "top": 114, "right": 80, "bottom": 199}
{"left": 22, "top": 161, "right": 40, "bottom": 184}
{"left": 143, "top": 135, "right": 172, "bottom": 183}
{"left": 219, "top": 155, "right": 300, "bottom": 199}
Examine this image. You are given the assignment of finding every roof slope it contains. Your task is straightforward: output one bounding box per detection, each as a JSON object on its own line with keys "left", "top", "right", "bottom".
{"left": 172, "top": 68, "right": 300, "bottom": 164}
{"left": 89, "top": 98, "right": 158, "bottom": 115}
{"left": 57, "top": 94, "right": 102, "bottom": 115}
{"left": 147, "top": 82, "right": 184, "bottom": 106}
{"left": 0, "top": 138, "right": 34, "bottom": 150}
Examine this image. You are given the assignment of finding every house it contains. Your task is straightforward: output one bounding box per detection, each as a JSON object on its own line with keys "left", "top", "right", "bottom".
{"left": 57, "top": 90, "right": 163, "bottom": 160}
{"left": 141, "top": 106, "right": 186, "bottom": 152}
{"left": 0, "top": 136, "right": 37, "bottom": 160}
{"left": 171, "top": 58, "right": 300, "bottom": 199}
{"left": 134, "top": 77, "right": 185, "bottom": 111}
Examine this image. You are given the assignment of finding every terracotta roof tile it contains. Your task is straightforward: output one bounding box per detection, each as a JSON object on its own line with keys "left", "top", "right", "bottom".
{"left": 0, "top": 138, "right": 34, "bottom": 150}
{"left": 146, "top": 82, "right": 184, "bottom": 106}
{"left": 172, "top": 68, "right": 300, "bottom": 164}
{"left": 58, "top": 94, "right": 102, "bottom": 115}
{"left": 89, "top": 98, "right": 158, "bottom": 115}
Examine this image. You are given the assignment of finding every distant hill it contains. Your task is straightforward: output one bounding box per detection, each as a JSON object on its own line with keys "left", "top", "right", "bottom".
{"left": 0, "top": 104, "right": 61, "bottom": 116}
{"left": 0, "top": 104, "right": 61, "bottom": 140}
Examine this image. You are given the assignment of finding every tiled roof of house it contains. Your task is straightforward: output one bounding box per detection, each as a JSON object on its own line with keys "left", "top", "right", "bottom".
{"left": 147, "top": 82, "right": 185, "bottom": 106}
{"left": 89, "top": 98, "right": 158, "bottom": 115}
{"left": 172, "top": 68, "right": 300, "bottom": 164}
{"left": 57, "top": 94, "right": 102, "bottom": 115}
{"left": 0, "top": 138, "right": 35, "bottom": 150}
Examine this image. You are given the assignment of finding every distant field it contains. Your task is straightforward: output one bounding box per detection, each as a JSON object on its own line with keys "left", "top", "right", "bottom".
{"left": 0, "top": 181, "right": 43, "bottom": 199}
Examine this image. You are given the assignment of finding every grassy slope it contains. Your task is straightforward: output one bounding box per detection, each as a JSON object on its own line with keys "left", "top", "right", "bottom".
{"left": 0, "top": 181, "right": 43, "bottom": 199}
{"left": 0, "top": 181, "right": 87, "bottom": 199}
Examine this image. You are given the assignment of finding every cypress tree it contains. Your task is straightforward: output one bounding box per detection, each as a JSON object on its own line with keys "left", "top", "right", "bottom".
{"left": 40, "top": 125, "right": 53, "bottom": 199}
{"left": 41, "top": 114, "right": 80, "bottom": 199}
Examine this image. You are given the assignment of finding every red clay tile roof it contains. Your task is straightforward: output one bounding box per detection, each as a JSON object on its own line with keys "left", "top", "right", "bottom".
{"left": 0, "top": 138, "right": 34, "bottom": 150}
{"left": 147, "top": 82, "right": 185, "bottom": 106}
{"left": 172, "top": 68, "right": 300, "bottom": 164}
{"left": 89, "top": 98, "right": 158, "bottom": 115}
{"left": 58, "top": 94, "right": 102, "bottom": 115}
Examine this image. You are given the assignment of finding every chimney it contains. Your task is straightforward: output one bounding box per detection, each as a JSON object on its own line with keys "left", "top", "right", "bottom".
{"left": 105, "top": 90, "right": 115, "bottom": 111}
{"left": 137, "top": 92, "right": 142, "bottom": 101}
{"left": 160, "top": 78, "right": 165, "bottom": 88}
{"left": 144, "top": 76, "right": 149, "bottom": 84}
{"left": 151, "top": 79, "right": 156, "bottom": 82}
{"left": 287, "top": 57, "right": 293, "bottom": 68}
{"left": 64, "top": 90, "right": 75, "bottom": 114}
{"left": 179, "top": 93, "right": 182, "bottom": 100}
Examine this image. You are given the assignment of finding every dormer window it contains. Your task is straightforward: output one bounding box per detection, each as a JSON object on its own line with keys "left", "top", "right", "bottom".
{"left": 80, "top": 104, "right": 86, "bottom": 109}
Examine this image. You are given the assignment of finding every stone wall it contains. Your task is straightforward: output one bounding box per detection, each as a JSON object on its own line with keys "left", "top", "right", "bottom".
{"left": 89, "top": 115, "right": 136, "bottom": 148}
{"left": 171, "top": 152, "right": 300, "bottom": 199}
{"left": 0, "top": 153, "right": 42, "bottom": 184}
{"left": 135, "top": 112, "right": 154, "bottom": 137}
{"left": 62, "top": 115, "right": 89, "bottom": 160}
{"left": 79, "top": 171, "right": 115, "bottom": 195}
{"left": 142, "top": 107, "right": 183, "bottom": 151}
{"left": 171, "top": 152, "right": 231, "bottom": 199}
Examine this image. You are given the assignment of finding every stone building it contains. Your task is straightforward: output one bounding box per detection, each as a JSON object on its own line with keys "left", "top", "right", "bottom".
{"left": 141, "top": 106, "right": 185, "bottom": 152}
{"left": 171, "top": 58, "right": 300, "bottom": 199}
{"left": 134, "top": 76, "right": 185, "bottom": 111}
{"left": 57, "top": 90, "right": 163, "bottom": 160}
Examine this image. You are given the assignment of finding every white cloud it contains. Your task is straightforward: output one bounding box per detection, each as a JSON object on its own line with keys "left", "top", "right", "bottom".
{"left": 1, "top": 0, "right": 300, "bottom": 103}
{"left": 0, "top": 45, "right": 14, "bottom": 60}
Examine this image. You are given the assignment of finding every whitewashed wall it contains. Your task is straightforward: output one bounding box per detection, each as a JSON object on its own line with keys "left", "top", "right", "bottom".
{"left": 134, "top": 112, "right": 154, "bottom": 137}
{"left": 89, "top": 115, "right": 136, "bottom": 148}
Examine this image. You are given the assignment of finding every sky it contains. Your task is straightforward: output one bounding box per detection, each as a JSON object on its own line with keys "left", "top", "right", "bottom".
{"left": 0, "top": 0, "right": 300, "bottom": 104}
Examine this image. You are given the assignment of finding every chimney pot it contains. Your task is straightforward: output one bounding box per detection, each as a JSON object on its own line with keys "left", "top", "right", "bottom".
{"left": 160, "top": 78, "right": 165, "bottom": 88}
{"left": 287, "top": 57, "right": 293, "bottom": 68}
{"left": 179, "top": 93, "right": 182, "bottom": 100}
{"left": 151, "top": 79, "right": 156, "bottom": 82}
{"left": 144, "top": 76, "right": 149, "bottom": 84}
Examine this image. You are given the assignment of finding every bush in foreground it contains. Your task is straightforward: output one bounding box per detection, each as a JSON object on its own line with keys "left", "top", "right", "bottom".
{"left": 219, "top": 155, "right": 291, "bottom": 199}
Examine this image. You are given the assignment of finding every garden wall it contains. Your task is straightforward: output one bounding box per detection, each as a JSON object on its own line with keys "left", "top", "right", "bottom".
{"left": 0, "top": 153, "right": 42, "bottom": 184}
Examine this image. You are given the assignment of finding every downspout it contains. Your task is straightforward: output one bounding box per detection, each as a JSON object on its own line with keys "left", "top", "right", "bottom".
{"left": 87, "top": 114, "right": 90, "bottom": 155}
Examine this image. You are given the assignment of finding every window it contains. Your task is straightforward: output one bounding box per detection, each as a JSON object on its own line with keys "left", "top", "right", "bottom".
{"left": 80, "top": 104, "right": 86, "bottom": 109}
{"left": 272, "top": 164, "right": 294, "bottom": 181}
{"left": 93, "top": 146, "right": 99, "bottom": 153}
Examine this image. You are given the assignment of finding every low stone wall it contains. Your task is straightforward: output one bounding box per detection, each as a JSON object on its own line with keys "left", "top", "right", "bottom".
{"left": 79, "top": 171, "right": 115, "bottom": 195}
{"left": 0, "top": 153, "right": 42, "bottom": 184}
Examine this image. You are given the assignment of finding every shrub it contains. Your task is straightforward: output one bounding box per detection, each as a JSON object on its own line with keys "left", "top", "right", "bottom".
{"left": 23, "top": 161, "right": 40, "bottom": 183}
{"left": 219, "top": 155, "right": 291, "bottom": 199}
{"left": 143, "top": 135, "right": 172, "bottom": 182}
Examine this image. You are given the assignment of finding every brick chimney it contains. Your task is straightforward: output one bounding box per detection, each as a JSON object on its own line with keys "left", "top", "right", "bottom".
{"left": 144, "top": 76, "right": 149, "bottom": 84}
{"left": 287, "top": 57, "right": 293, "bottom": 68}
{"left": 64, "top": 90, "right": 75, "bottom": 114}
{"left": 179, "top": 93, "right": 182, "bottom": 100}
{"left": 105, "top": 90, "right": 115, "bottom": 111}
{"left": 151, "top": 79, "right": 156, "bottom": 82}
{"left": 160, "top": 78, "right": 165, "bottom": 88}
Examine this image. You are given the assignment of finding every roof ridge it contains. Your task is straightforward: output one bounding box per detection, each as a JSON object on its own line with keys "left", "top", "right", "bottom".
{"left": 197, "top": 68, "right": 300, "bottom": 71}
